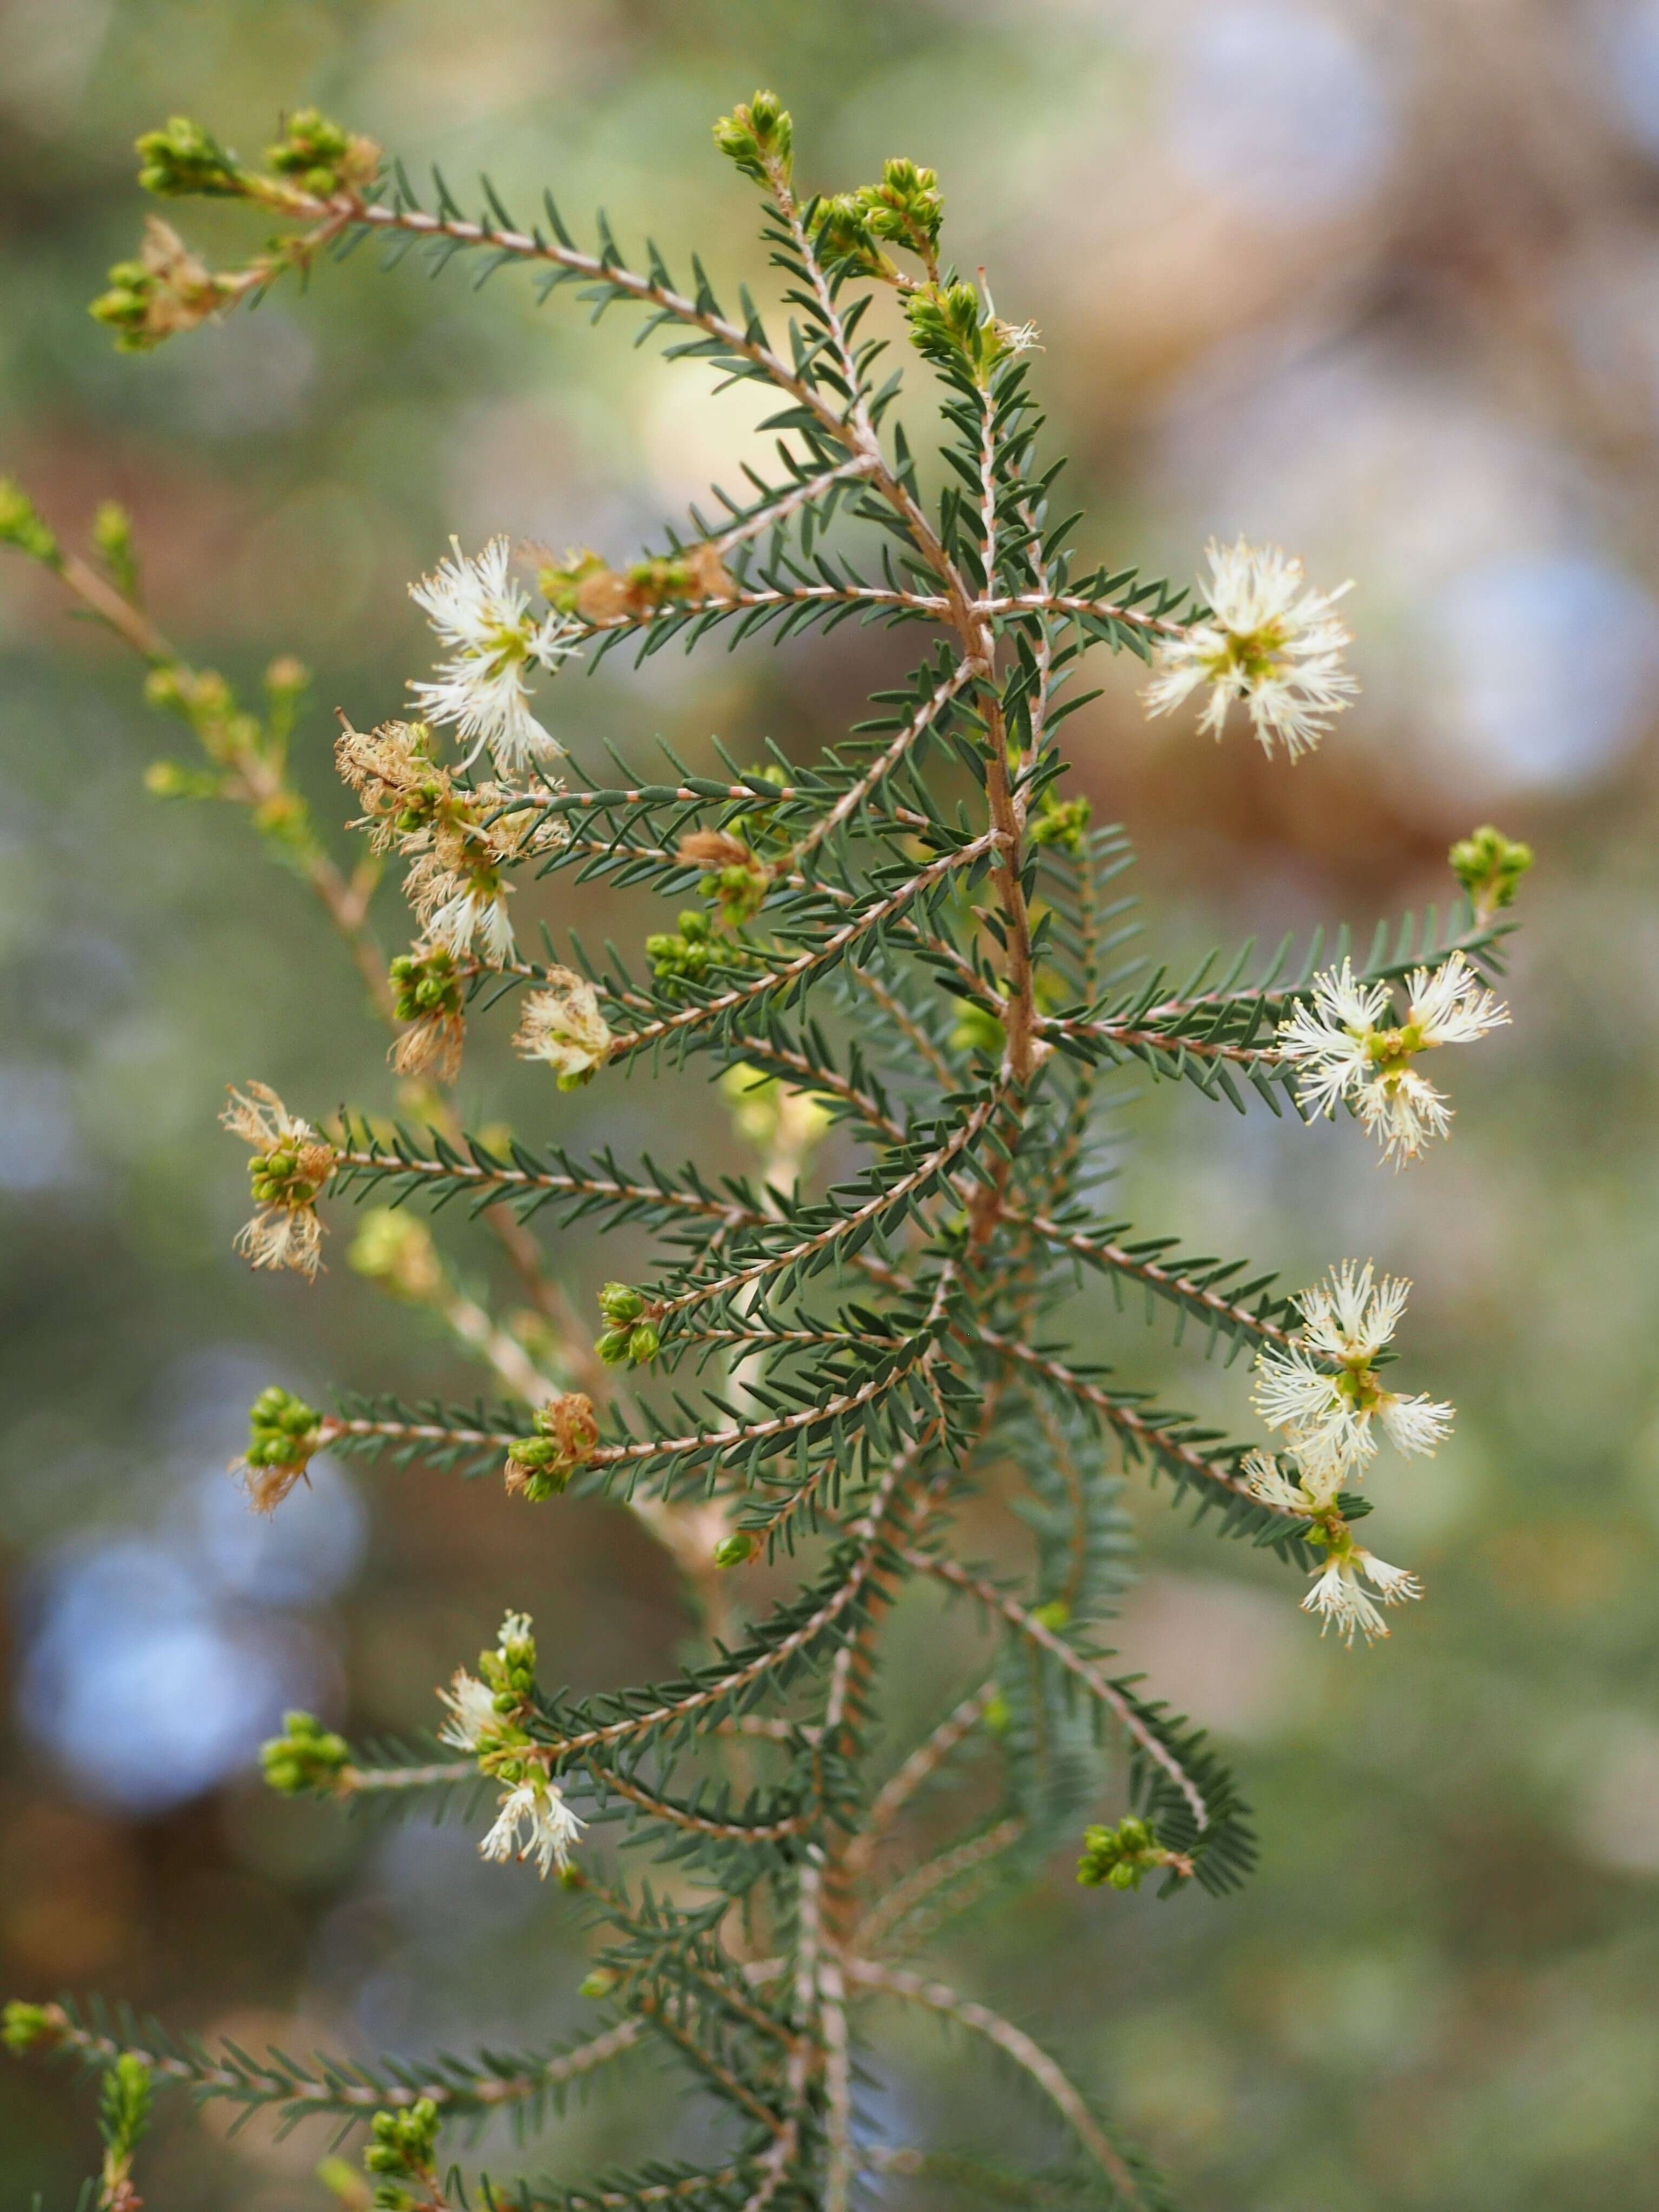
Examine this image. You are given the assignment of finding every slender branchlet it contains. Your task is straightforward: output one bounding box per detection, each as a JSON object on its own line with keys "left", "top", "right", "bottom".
{"left": 1, "top": 90, "right": 1530, "bottom": 2208}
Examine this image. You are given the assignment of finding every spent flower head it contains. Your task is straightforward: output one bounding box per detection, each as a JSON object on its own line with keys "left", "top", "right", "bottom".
{"left": 503, "top": 1391, "right": 601, "bottom": 1500}
{"left": 1143, "top": 537, "right": 1356, "bottom": 759}
{"left": 222, "top": 1083, "right": 335, "bottom": 1278}
{"left": 512, "top": 967, "right": 613, "bottom": 1088}
{"left": 234, "top": 1383, "right": 325, "bottom": 1512}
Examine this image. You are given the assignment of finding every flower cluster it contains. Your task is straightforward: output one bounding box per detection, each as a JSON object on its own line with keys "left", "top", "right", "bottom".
{"left": 222, "top": 1083, "right": 336, "bottom": 1277}
{"left": 337, "top": 714, "right": 569, "bottom": 968}
{"left": 363, "top": 2097, "right": 441, "bottom": 2209}
{"left": 261, "top": 1708, "right": 351, "bottom": 1795}
{"left": 676, "top": 828, "right": 773, "bottom": 926}
{"left": 409, "top": 536, "right": 581, "bottom": 774}
{"left": 1076, "top": 1815, "right": 1192, "bottom": 1892}
{"left": 512, "top": 967, "right": 614, "bottom": 1088}
{"left": 595, "top": 1283, "right": 660, "bottom": 1368}
{"left": 1244, "top": 1261, "right": 1445, "bottom": 1642}
{"left": 438, "top": 1612, "right": 584, "bottom": 1879}
{"left": 234, "top": 1383, "right": 325, "bottom": 1512}
{"left": 1143, "top": 536, "right": 1356, "bottom": 759}
{"left": 503, "top": 1391, "right": 601, "bottom": 1500}
{"left": 388, "top": 946, "right": 467, "bottom": 1079}
{"left": 1277, "top": 950, "right": 1510, "bottom": 1166}
{"left": 89, "top": 215, "right": 244, "bottom": 351}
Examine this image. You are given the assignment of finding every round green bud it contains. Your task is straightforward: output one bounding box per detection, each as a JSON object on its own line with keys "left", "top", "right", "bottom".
{"left": 713, "top": 1532, "right": 755, "bottom": 1569}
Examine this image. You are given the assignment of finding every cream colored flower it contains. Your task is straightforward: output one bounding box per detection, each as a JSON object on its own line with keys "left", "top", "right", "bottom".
{"left": 512, "top": 968, "right": 613, "bottom": 1088}
{"left": 1252, "top": 1262, "right": 1453, "bottom": 1493}
{"left": 1143, "top": 537, "right": 1355, "bottom": 759}
{"left": 1277, "top": 952, "right": 1509, "bottom": 1167}
{"left": 409, "top": 537, "right": 579, "bottom": 774}
{"left": 480, "top": 1778, "right": 584, "bottom": 1878}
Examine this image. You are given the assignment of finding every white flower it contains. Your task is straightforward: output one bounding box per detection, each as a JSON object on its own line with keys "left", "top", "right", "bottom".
{"left": 1251, "top": 1348, "right": 1373, "bottom": 1494}
{"left": 1296, "top": 1258, "right": 1409, "bottom": 1367}
{"left": 437, "top": 1668, "right": 497, "bottom": 1752}
{"left": 1302, "top": 1548, "right": 1422, "bottom": 1645}
{"left": 497, "top": 1610, "right": 534, "bottom": 1652}
{"left": 1277, "top": 951, "right": 1509, "bottom": 1167}
{"left": 1143, "top": 537, "right": 1356, "bottom": 759}
{"left": 1239, "top": 1448, "right": 1321, "bottom": 1514}
{"left": 409, "top": 537, "right": 581, "bottom": 774}
{"left": 1253, "top": 1262, "right": 1453, "bottom": 1488}
{"left": 480, "top": 1777, "right": 584, "bottom": 1878}
{"left": 512, "top": 968, "right": 613, "bottom": 1088}
{"left": 404, "top": 851, "right": 516, "bottom": 966}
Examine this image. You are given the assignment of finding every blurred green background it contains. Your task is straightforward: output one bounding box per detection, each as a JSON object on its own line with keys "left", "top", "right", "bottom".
{"left": 4, "top": 1, "right": 1659, "bottom": 2205}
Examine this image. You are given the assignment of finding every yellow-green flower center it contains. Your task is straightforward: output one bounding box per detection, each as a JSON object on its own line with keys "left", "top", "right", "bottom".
{"left": 1201, "top": 621, "right": 1287, "bottom": 686}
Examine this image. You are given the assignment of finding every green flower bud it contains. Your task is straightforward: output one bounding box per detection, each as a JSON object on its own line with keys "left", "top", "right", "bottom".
{"left": 713, "top": 91, "right": 793, "bottom": 186}
{"left": 599, "top": 1282, "right": 646, "bottom": 1324}
{"left": 627, "top": 1321, "right": 660, "bottom": 1364}
{"left": 578, "top": 1967, "right": 618, "bottom": 1998}
{"left": 713, "top": 1532, "right": 755, "bottom": 1569}
{"left": 595, "top": 1327, "right": 634, "bottom": 1367}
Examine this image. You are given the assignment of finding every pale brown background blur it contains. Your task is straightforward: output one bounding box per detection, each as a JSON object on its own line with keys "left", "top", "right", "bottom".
{"left": 4, "top": 3, "right": 1659, "bottom": 2206}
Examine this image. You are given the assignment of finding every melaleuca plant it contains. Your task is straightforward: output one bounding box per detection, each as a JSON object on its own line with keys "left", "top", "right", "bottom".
{"left": 2, "top": 93, "right": 1532, "bottom": 2212}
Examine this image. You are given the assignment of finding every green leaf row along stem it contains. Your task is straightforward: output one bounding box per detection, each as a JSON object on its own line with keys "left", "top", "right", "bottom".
{"left": 0, "top": 91, "right": 1532, "bottom": 2211}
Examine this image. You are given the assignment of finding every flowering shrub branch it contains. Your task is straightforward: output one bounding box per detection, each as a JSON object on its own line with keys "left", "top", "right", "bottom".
{"left": 0, "top": 89, "right": 1531, "bottom": 2210}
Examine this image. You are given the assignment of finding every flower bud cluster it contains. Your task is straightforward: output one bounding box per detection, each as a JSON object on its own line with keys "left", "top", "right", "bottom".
{"left": 823, "top": 157, "right": 943, "bottom": 278}
{"left": 388, "top": 946, "right": 467, "bottom": 1080}
{"left": 265, "top": 107, "right": 381, "bottom": 199}
{"left": 1449, "top": 823, "right": 1533, "bottom": 919}
{"left": 91, "top": 216, "right": 245, "bottom": 351}
{"left": 1028, "top": 791, "right": 1092, "bottom": 853}
{"left": 905, "top": 281, "right": 1033, "bottom": 386}
{"left": 235, "top": 1384, "right": 324, "bottom": 1512}
{"left": 349, "top": 1209, "right": 443, "bottom": 1302}
{"left": 134, "top": 115, "right": 243, "bottom": 197}
{"left": 364, "top": 2098, "right": 440, "bottom": 2208}
{"left": 504, "top": 1393, "right": 600, "bottom": 1501}
{"left": 1076, "top": 1815, "right": 1186, "bottom": 1892}
{"left": 261, "top": 1709, "right": 351, "bottom": 1795}
{"left": 712, "top": 92, "right": 792, "bottom": 186}
{"left": 595, "top": 1284, "right": 660, "bottom": 1368}
{"left": 0, "top": 476, "right": 61, "bottom": 566}
{"left": 222, "top": 1082, "right": 336, "bottom": 1279}
{"left": 646, "top": 905, "right": 760, "bottom": 991}
{"left": 3, "top": 2000, "right": 68, "bottom": 2055}
{"left": 676, "top": 829, "right": 772, "bottom": 926}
